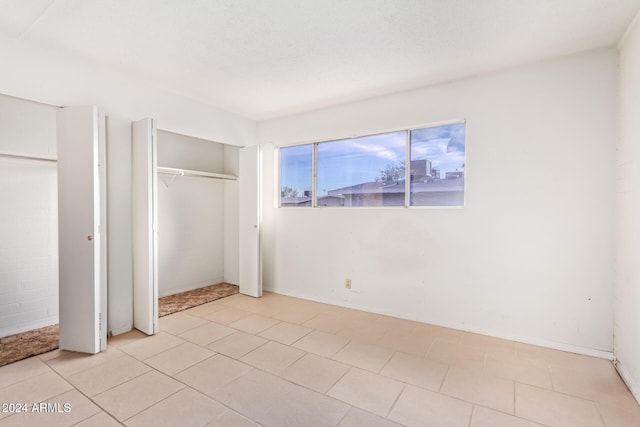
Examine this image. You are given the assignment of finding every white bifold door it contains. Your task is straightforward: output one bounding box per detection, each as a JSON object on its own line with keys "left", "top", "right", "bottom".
{"left": 57, "top": 106, "right": 107, "bottom": 354}
{"left": 132, "top": 118, "right": 158, "bottom": 335}
{"left": 238, "top": 146, "right": 262, "bottom": 297}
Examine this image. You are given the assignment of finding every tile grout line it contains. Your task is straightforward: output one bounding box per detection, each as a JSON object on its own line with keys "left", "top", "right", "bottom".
{"left": 192, "top": 353, "right": 359, "bottom": 425}
{"left": 122, "top": 349, "right": 259, "bottom": 425}
{"left": 468, "top": 405, "right": 477, "bottom": 427}
{"left": 548, "top": 363, "right": 557, "bottom": 392}
{"left": 118, "top": 382, "right": 186, "bottom": 423}
{"left": 512, "top": 379, "right": 516, "bottom": 416}
{"left": 268, "top": 324, "right": 314, "bottom": 347}
{"left": 45, "top": 350, "right": 127, "bottom": 379}
{"left": 509, "top": 380, "right": 609, "bottom": 427}
{"left": 165, "top": 350, "right": 218, "bottom": 377}
{"left": 333, "top": 405, "right": 353, "bottom": 426}
{"left": 377, "top": 349, "right": 397, "bottom": 375}
{"left": 149, "top": 329, "right": 352, "bottom": 417}
{"left": 327, "top": 336, "right": 353, "bottom": 359}
{"left": 438, "top": 362, "right": 451, "bottom": 393}
{"left": 324, "top": 364, "right": 354, "bottom": 396}
{"left": 384, "top": 382, "right": 407, "bottom": 419}
{"left": 45, "top": 362, "right": 127, "bottom": 426}
{"left": 70, "top": 411, "right": 126, "bottom": 427}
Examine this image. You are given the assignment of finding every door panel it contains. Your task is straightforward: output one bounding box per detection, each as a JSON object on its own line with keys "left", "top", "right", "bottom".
{"left": 105, "top": 115, "right": 134, "bottom": 336}
{"left": 132, "top": 118, "right": 158, "bottom": 335}
{"left": 238, "top": 145, "right": 262, "bottom": 297}
{"left": 57, "top": 106, "right": 105, "bottom": 354}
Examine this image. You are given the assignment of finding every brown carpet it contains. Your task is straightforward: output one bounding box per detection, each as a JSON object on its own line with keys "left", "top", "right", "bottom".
{"left": 0, "top": 324, "right": 59, "bottom": 367}
{"left": 0, "top": 283, "right": 238, "bottom": 367}
{"left": 159, "top": 282, "right": 239, "bottom": 317}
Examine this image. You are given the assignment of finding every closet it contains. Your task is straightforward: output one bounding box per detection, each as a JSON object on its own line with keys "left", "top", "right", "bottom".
{"left": 132, "top": 119, "right": 260, "bottom": 336}
{"left": 1, "top": 99, "right": 128, "bottom": 356}
{"left": 156, "top": 130, "right": 234, "bottom": 298}
{"left": 0, "top": 96, "right": 259, "bottom": 355}
{"left": 0, "top": 95, "right": 58, "bottom": 343}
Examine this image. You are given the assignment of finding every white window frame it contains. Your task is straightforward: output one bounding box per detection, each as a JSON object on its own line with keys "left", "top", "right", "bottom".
{"left": 277, "top": 118, "right": 466, "bottom": 209}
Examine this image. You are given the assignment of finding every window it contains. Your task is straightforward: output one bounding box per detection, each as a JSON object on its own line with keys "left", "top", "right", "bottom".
{"left": 317, "top": 132, "right": 406, "bottom": 207}
{"left": 279, "top": 144, "right": 312, "bottom": 207}
{"left": 278, "top": 120, "right": 465, "bottom": 208}
{"left": 410, "top": 123, "right": 465, "bottom": 206}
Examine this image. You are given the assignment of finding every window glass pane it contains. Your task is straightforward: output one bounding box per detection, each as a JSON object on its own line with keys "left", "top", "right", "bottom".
{"left": 410, "top": 123, "right": 465, "bottom": 206}
{"left": 317, "top": 132, "right": 406, "bottom": 207}
{"left": 280, "top": 144, "right": 313, "bottom": 207}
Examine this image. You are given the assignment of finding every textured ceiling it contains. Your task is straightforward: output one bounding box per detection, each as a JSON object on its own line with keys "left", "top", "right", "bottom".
{"left": 1, "top": 0, "right": 639, "bottom": 120}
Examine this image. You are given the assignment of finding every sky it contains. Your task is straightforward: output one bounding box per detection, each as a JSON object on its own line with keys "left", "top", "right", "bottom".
{"left": 280, "top": 123, "right": 465, "bottom": 196}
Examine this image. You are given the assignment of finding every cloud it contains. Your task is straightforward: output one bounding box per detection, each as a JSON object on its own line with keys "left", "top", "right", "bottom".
{"left": 447, "top": 138, "right": 465, "bottom": 152}
{"left": 281, "top": 144, "right": 312, "bottom": 161}
{"left": 412, "top": 123, "right": 465, "bottom": 143}
{"left": 410, "top": 124, "right": 466, "bottom": 172}
{"left": 318, "top": 131, "right": 405, "bottom": 162}
{"left": 411, "top": 137, "right": 450, "bottom": 159}
{"left": 350, "top": 141, "right": 401, "bottom": 161}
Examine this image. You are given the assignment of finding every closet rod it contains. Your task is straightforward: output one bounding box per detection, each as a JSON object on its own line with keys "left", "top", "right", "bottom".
{"left": 0, "top": 151, "right": 57, "bottom": 163}
{"left": 157, "top": 166, "right": 236, "bottom": 181}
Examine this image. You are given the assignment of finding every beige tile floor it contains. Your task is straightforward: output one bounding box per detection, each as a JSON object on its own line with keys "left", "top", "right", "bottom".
{"left": 1, "top": 291, "right": 639, "bottom": 427}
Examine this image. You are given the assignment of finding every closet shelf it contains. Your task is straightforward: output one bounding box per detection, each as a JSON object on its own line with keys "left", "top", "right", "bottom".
{"left": 0, "top": 150, "right": 57, "bottom": 163}
{"left": 157, "top": 166, "right": 237, "bottom": 181}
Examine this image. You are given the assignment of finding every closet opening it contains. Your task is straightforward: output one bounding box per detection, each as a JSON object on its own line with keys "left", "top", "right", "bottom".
{"left": 155, "top": 130, "right": 241, "bottom": 316}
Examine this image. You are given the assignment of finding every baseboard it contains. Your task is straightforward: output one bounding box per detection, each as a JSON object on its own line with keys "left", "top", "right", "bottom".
{"left": 0, "top": 317, "right": 58, "bottom": 339}
{"left": 264, "top": 286, "right": 615, "bottom": 360}
{"left": 109, "top": 324, "right": 133, "bottom": 337}
{"left": 159, "top": 277, "right": 225, "bottom": 297}
{"left": 615, "top": 359, "right": 640, "bottom": 405}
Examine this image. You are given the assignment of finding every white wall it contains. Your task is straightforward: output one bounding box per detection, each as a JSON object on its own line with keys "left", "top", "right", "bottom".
{"left": 0, "top": 94, "right": 58, "bottom": 337}
{"left": 0, "top": 34, "right": 257, "bottom": 148}
{"left": 156, "top": 131, "right": 227, "bottom": 296}
{"left": 615, "top": 12, "right": 640, "bottom": 402}
{"left": 259, "top": 49, "right": 617, "bottom": 355}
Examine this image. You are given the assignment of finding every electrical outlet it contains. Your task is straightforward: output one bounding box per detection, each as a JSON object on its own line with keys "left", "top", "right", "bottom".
{"left": 345, "top": 278, "right": 351, "bottom": 289}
